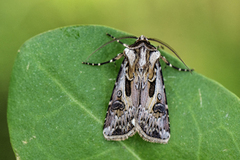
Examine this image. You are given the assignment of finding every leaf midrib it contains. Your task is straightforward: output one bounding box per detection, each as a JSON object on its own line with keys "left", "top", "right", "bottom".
{"left": 35, "top": 59, "right": 142, "bottom": 160}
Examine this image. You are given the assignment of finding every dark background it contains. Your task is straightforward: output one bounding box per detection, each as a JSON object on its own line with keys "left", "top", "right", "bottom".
{"left": 1, "top": 1, "right": 239, "bottom": 159}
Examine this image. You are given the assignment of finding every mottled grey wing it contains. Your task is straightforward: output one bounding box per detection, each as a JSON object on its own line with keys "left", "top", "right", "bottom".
{"left": 103, "top": 59, "right": 138, "bottom": 141}
{"left": 137, "top": 61, "right": 170, "bottom": 143}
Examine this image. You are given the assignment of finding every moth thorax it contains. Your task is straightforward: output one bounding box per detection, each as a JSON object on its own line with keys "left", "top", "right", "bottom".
{"left": 139, "top": 47, "right": 147, "bottom": 67}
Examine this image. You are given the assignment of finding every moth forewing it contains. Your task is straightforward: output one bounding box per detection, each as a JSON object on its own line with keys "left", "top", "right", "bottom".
{"left": 103, "top": 59, "right": 138, "bottom": 141}
{"left": 83, "top": 34, "right": 193, "bottom": 143}
{"left": 137, "top": 51, "right": 170, "bottom": 143}
{"left": 137, "top": 60, "right": 170, "bottom": 143}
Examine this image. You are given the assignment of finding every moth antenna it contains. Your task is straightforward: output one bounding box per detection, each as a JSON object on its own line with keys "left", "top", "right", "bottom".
{"left": 84, "top": 34, "right": 137, "bottom": 62}
{"left": 148, "top": 38, "right": 192, "bottom": 73}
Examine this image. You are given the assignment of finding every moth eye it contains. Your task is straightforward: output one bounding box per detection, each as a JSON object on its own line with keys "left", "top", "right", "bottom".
{"left": 117, "top": 90, "right": 122, "bottom": 98}
{"left": 157, "top": 93, "right": 162, "bottom": 101}
{"left": 111, "top": 100, "right": 125, "bottom": 111}
{"left": 153, "top": 103, "right": 165, "bottom": 113}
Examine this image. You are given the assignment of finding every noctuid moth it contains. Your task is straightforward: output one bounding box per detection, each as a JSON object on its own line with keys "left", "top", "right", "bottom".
{"left": 82, "top": 33, "right": 193, "bottom": 143}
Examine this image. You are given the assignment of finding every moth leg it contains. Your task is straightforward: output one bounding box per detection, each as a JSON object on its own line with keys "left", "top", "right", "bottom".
{"left": 106, "top": 33, "right": 129, "bottom": 48}
{"left": 82, "top": 53, "right": 124, "bottom": 66}
{"left": 160, "top": 55, "right": 194, "bottom": 72}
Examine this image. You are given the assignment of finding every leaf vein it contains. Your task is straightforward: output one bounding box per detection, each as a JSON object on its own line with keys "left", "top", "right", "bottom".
{"left": 187, "top": 90, "right": 202, "bottom": 160}
{"left": 219, "top": 126, "right": 240, "bottom": 153}
{"left": 36, "top": 60, "right": 141, "bottom": 159}
{"left": 119, "top": 141, "right": 142, "bottom": 160}
{"left": 37, "top": 61, "right": 102, "bottom": 124}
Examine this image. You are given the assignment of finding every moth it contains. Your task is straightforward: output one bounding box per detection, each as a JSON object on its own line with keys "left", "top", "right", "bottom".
{"left": 82, "top": 33, "right": 193, "bottom": 143}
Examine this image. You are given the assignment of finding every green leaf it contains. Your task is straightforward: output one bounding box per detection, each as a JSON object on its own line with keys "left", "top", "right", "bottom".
{"left": 8, "top": 25, "right": 240, "bottom": 160}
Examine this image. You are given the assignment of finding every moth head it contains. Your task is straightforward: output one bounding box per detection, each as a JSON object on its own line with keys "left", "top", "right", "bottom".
{"left": 139, "top": 35, "right": 148, "bottom": 41}
{"left": 136, "top": 35, "right": 150, "bottom": 43}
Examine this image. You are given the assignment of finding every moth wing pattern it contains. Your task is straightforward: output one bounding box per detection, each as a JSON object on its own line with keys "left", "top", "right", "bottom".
{"left": 137, "top": 59, "right": 170, "bottom": 143}
{"left": 83, "top": 34, "right": 193, "bottom": 144}
{"left": 103, "top": 58, "right": 139, "bottom": 141}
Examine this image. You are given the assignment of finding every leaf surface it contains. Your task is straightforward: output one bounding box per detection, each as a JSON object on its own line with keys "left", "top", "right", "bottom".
{"left": 8, "top": 25, "right": 240, "bottom": 160}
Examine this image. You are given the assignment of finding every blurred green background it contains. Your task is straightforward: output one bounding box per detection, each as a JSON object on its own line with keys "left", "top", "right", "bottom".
{"left": 1, "top": 0, "right": 239, "bottom": 159}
